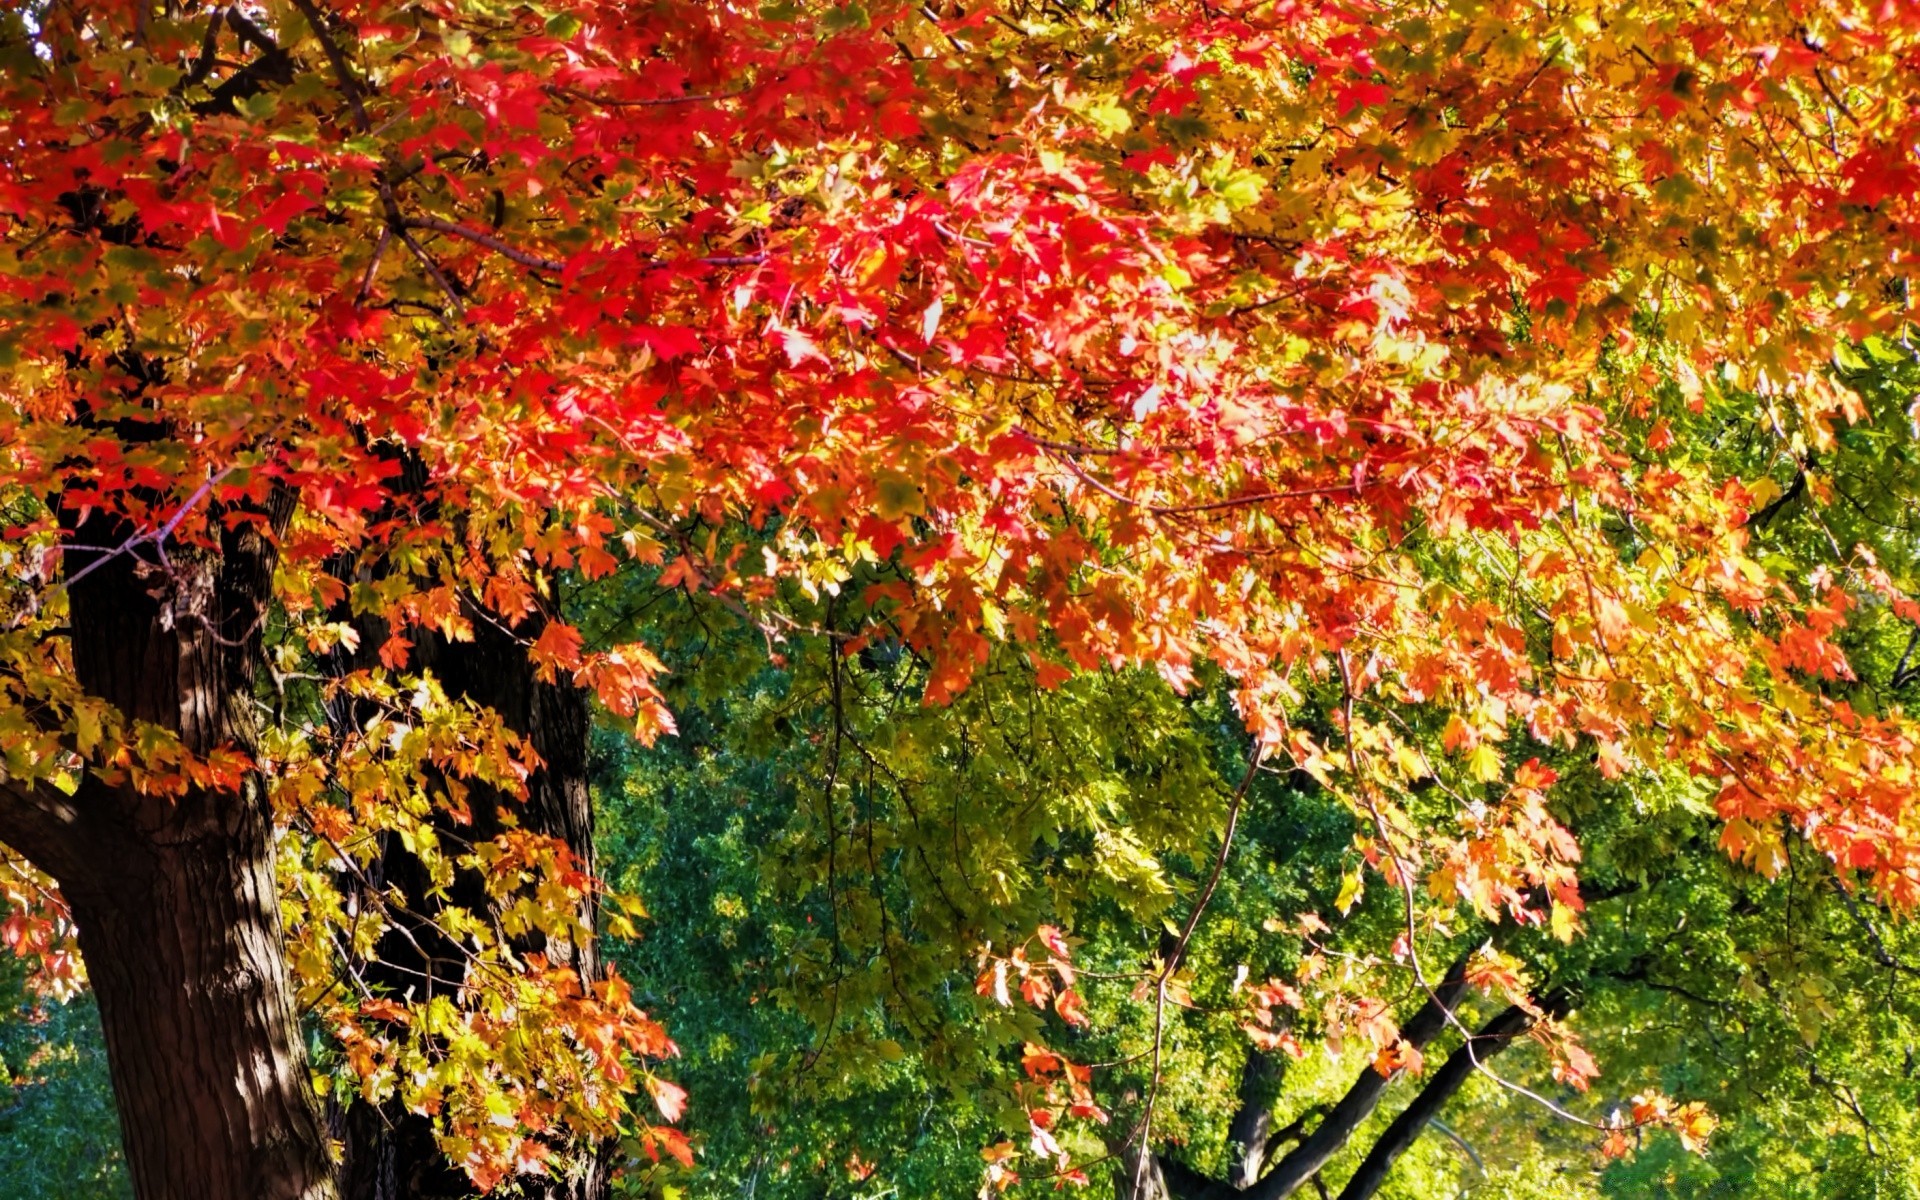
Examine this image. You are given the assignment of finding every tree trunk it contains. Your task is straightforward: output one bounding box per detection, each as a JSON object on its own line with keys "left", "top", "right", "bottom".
{"left": 1226, "top": 1050, "right": 1284, "bottom": 1188}
{"left": 64, "top": 805, "right": 335, "bottom": 1200}
{"left": 0, "top": 492, "right": 340, "bottom": 1200}
{"left": 331, "top": 616, "right": 604, "bottom": 1200}
{"left": 1117, "top": 1139, "right": 1177, "bottom": 1200}
{"left": 325, "top": 487, "right": 605, "bottom": 1200}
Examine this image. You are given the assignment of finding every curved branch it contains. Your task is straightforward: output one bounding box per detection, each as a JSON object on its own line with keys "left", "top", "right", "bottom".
{"left": 404, "top": 216, "right": 566, "bottom": 273}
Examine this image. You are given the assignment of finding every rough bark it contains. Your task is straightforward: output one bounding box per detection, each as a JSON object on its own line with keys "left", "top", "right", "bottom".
{"left": 0, "top": 493, "right": 340, "bottom": 1200}
{"left": 64, "top": 799, "right": 335, "bottom": 1200}
{"left": 1117, "top": 1138, "right": 1178, "bottom": 1200}
{"left": 1333, "top": 992, "right": 1566, "bottom": 1200}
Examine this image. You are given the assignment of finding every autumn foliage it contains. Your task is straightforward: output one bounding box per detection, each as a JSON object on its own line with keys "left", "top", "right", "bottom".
{"left": 3, "top": 0, "right": 1920, "bottom": 1196}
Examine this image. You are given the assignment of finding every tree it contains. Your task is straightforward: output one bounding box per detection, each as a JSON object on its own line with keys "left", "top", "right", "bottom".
{"left": 316, "top": 462, "right": 612, "bottom": 1200}
{"left": 0, "top": 956, "right": 129, "bottom": 1200}
{"left": 573, "top": 342, "right": 1920, "bottom": 1199}
{"left": 590, "top": 634, "right": 1920, "bottom": 1200}
{"left": 5, "top": 2, "right": 1920, "bottom": 1198}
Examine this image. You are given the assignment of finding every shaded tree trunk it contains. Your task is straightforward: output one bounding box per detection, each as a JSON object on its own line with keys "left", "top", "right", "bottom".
{"left": 1149, "top": 954, "right": 1476, "bottom": 1200}
{"left": 0, "top": 496, "right": 339, "bottom": 1200}
{"left": 332, "top": 614, "right": 606, "bottom": 1200}
{"left": 323, "top": 474, "right": 606, "bottom": 1199}
{"left": 1225, "top": 1050, "right": 1284, "bottom": 1188}
{"left": 1118, "top": 1138, "right": 1178, "bottom": 1200}
{"left": 65, "top": 805, "right": 335, "bottom": 1200}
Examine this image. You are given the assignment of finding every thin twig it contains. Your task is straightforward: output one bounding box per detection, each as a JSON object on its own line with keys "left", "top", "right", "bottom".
{"left": 394, "top": 225, "right": 466, "bottom": 317}
{"left": 1130, "top": 746, "right": 1263, "bottom": 1194}
{"left": 1336, "top": 650, "right": 1605, "bottom": 1132}
{"left": 61, "top": 467, "right": 235, "bottom": 590}
{"left": 404, "top": 216, "right": 565, "bottom": 273}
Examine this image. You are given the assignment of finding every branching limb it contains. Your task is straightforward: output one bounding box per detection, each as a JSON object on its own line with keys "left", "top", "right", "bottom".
{"left": 0, "top": 777, "right": 88, "bottom": 886}
{"left": 286, "top": 0, "right": 369, "bottom": 130}
{"left": 1246, "top": 951, "right": 1475, "bottom": 1200}
{"left": 1333, "top": 999, "right": 1558, "bottom": 1200}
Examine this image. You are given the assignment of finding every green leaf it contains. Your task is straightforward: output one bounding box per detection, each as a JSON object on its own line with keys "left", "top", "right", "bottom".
{"left": 1215, "top": 171, "right": 1266, "bottom": 210}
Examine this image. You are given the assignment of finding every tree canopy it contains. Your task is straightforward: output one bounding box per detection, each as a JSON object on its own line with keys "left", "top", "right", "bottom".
{"left": 2, "top": 2, "right": 1920, "bottom": 1198}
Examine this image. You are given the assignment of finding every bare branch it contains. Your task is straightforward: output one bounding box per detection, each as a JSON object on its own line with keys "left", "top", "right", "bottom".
{"left": 60, "top": 467, "right": 234, "bottom": 591}
{"left": 1131, "top": 747, "right": 1264, "bottom": 1197}
{"left": 355, "top": 225, "right": 390, "bottom": 304}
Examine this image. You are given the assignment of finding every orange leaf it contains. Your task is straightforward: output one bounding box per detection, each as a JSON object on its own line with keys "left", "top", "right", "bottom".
{"left": 529, "top": 621, "right": 585, "bottom": 682}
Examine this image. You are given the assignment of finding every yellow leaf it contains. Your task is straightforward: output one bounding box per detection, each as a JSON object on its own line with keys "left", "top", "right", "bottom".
{"left": 1335, "top": 868, "right": 1365, "bottom": 915}
{"left": 874, "top": 471, "right": 925, "bottom": 520}
{"left": 1466, "top": 743, "right": 1504, "bottom": 783}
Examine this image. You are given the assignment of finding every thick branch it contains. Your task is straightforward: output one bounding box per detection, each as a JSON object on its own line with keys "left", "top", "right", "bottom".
{"left": 1226, "top": 1050, "right": 1285, "bottom": 1188}
{"left": 1156, "top": 1153, "right": 1236, "bottom": 1200}
{"left": 286, "top": 0, "right": 369, "bottom": 130}
{"left": 1245, "top": 951, "right": 1475, "bottom": 1200}
{"left": 1334, "top": 993, "right": 1567, "bottom": 1200}
{"left": 1750, "top": 465, "right": 1808, "bottom": 532}
{"left": 0, "top": 776, "right": 88, "bottom": 884}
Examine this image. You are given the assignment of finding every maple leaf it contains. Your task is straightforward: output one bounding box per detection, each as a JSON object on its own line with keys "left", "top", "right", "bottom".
{"left": 1552, "top": 1040, "right": 1601, "bottom": 1092}
{"left": 379, "top": 635, "right": 413, "bottom": 670}
{"left": 529, "top": 622, "right": 585, "bottom": 682}
{"left": 1036, "top": 924, "right": 1072, "bottom": 957}
{"left": 1673, "top": 1102, "right": 1718, "bottom": 1153}
{"left": 776, "top": 327, "right": 828, "bottom": 367}
{"left": 649, "top": 1125, "right": 694, "bottom": 1167}
{"left": 1371, "top": 1039, "right": 1424, "bottom": 1077}
{"left": 648, "top": 1076, "right": 688, "bottom": 1123}
{"left": 1021, "top": 1043, "right": 1064, "bottom": 1078}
